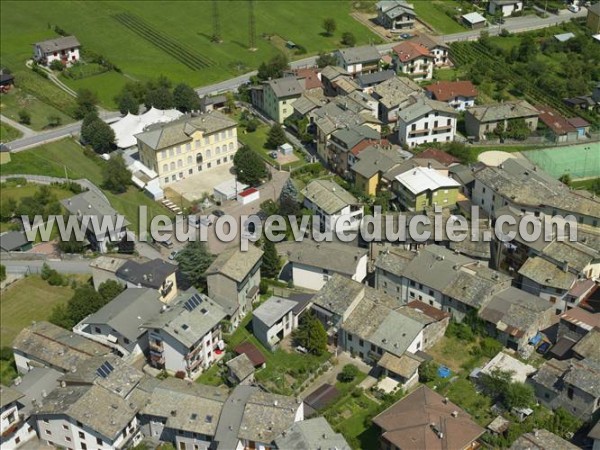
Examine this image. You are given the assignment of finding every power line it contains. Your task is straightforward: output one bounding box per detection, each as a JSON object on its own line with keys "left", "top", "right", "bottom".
{"left": 212, "top": 0, "right": 221, "bottom": 43}
{"left": 248, "top": 0, "right": 256, "bottom": 51}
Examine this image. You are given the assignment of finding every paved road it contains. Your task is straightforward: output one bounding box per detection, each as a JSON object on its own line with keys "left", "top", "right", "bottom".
{"left": 194, "top": 8, "right": 587, "bottom": 96}
{"left": 6, "top": 110, "right": 122, "bottom": 152}
{"left": 0, "top": 114, "right": 37, "bottom": 138}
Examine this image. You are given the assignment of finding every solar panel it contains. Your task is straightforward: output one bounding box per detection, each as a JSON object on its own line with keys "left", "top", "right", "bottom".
{"left": 96, "top": 361, "right": 115, "bottom": 379}
{"left": 184, "top": 293, "right": 203, "bottom": 312}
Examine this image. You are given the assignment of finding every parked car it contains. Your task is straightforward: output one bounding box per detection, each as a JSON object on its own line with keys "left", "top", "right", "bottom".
{"left": 160, "top": 239, "right": 174, "bottom": 249}
{"left": 213, "top": 209, "right": 225, "bottom": 218}
{"left": 400, "top": 33, "right": 412, "bottom": 39}
{"left": 269, "top": 151, "right": 278, "bottom": 159}
{"left": 568, "top": 4, "right": 579, "bottom": 12}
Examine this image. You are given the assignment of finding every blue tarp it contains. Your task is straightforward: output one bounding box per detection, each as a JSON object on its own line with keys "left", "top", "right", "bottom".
{"left": 438, "top": 366, "right": 451, "bottom": 378}
{"left": 529, "top": 333, "right": 543, "bottom": 345}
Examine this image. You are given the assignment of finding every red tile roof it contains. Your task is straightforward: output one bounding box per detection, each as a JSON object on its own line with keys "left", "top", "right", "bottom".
{"left": 350, "top": 138, "right": 390, "bottom": 156}
{"left": 417, "top": 148, "right": 461, "bottom": 166}
{"left": 425, "top": 81, "right": 478, "bottom": 102}
{"left": 234, "top": 342, "right": 266, "bottom": 367}
{"left": 292, "top": 68, "right": 322, "bottom": 91}
{"left": 407, "top": 300, "right": 451, "bottom": 321}
{"left": 567, "top": 117, "right": 590, "bottom": 128}
{"left": 536, "top": 104, "right": 577, "bottom": 135}
{"left": 392, "top": 41, "right": 433, "bottom": 62}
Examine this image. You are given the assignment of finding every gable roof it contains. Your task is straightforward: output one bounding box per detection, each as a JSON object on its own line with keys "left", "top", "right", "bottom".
{"left": 0, "top": 385, "right": 24, "bottom": 408}
{"left": 0, "top": 231, "right": 30, "bottom": 252}
{"left": 234, "top": 342, "right": 266, "bottom": 367}
{"left": 536, "top": 104, "right": 577, "bottom": 135}
{"left": 392, "top": 41, "right": 433, "bottom": 62}
{"left": 467, "top": 100, "right": 539, "bottom": 122}
{"left": 509, "top": 429, "right": 579, "bottom": 450}
{"left": 301, "top": 179, "right": 358, "bottom": 215}
{"left": 337, "top": 45, "right": 381, "bottom": 65}
{"left": 418, "top": 148, "right": 461, "bottom": 166}
{"left": 372, "top": 76, "right": 423, "bottom": 109}
{"left": 518, "top": 256, "right": 577, "bottom": 290}
{"left": 82, "top": 288, "right": 164, "bottom": 342}
{"left": 395, "top": 166, "right": 460, "bottom": 195}
{"left": 135, "top": 111, "right": 236, "bottom": 150}
{"left": 266, "top": 76, "right": 305, "bottom": 98}
{"left": 373, "top": 385, "right": 485, "bottom": 450}
{"left": 352, "top": 145, "right": 406, "bottom": 179}
{"left": 35, "top": 36, "right": 80, "bottom": 53}
{"left": 377, "top": 0, "right": 415, "bottom": 19}
{"left": 116, "top": 258, "right": 177, "bottom": 289}
{"left": 331, "top": 124, "right": 380, "bottom": 149}
{"left": 205, "top": 245, "right": 263, "bottom": 283}
{"left": 61, "top": 191, "right": 129, "bottom": 230}
{"left": 226, "top": 353, "right": 255, "bottom": 382}
{"left": 426, "top": 81, "right": 478, "bottom": 102}
{"left": 311, "top": 274, "right": 365, "bottom": 317}
{"left": 397, "top": 96, "right": 457, "bottom": 123}
{"left": 572, "top": 329, "right": 600, "bottom": 362}
{"left": 409, "top": 34, "right": 449, "bottom": 50}
{"left": 462, "top": 11, "right": 487, "bottom": 24}
{"left": 282, "top": 240, "right": 368, "bottom": 276}
{"left": 288, "top": 68, "right": 322, "bottom": 91}
{"left": 274, "top": 417, "right": 350, "bottom": 450}
{"left": 357, "top": 69, "right": 396, "bottom": 87}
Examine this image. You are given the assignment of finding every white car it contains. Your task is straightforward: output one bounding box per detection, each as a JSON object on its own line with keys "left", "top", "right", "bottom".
{"left": 568, "top": 4, "right": 580, "bottom": 12}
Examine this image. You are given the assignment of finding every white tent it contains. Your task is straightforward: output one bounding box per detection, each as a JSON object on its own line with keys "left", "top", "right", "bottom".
{"left": 111, "top": 107, "right": 183, "bottom": 148}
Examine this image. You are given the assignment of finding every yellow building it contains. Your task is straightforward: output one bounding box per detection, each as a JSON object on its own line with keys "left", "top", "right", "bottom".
{"left": 136, "top": 111, "right": 238, "bottom": 187}
{"left": 351, "top": 145, "right": 405, "bottom": 196}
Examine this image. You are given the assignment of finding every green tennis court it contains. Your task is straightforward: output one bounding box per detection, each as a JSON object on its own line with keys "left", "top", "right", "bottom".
{"left": 522, "top": 143, "right": 600, "bottom": 180}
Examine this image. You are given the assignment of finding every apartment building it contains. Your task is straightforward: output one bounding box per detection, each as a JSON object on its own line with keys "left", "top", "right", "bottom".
{"left": 397, "top": 97, "right": 458, "bottom": 148}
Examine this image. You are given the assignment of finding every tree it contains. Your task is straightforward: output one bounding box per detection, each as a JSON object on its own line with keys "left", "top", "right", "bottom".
{"left": 504, "top": 382, "right": 535, "bottom": 409}
{"left": 233, "top": 145, "right": 268, "bottom": 186}
{"left": 265, "top": 123, "right": 287, "bottom": 149}
{"left": 98, "top": 279, "right": 125, "bottom": 302}
{"left": 175, "top": 240, "right": 215, "bottom": 290}
{"left": 338, "top": 364, "right": 359, "bottom": 382}
{"left": 225, "top": 92, "right": 236, "bottom": 113}
{"left": 49, "top": 59, "right": 64, "bottom": 71}
{"left": 323, "top": 18, "right": 336, "bottom": 36}
{"left": 50, "top": 284, "right": 107, "bottom": 329}
{"left": 279, "top": 178, "right": 300, "bottom": 216}
{"left": 47, "top": 114, "right": 62, "bottom": 127}
{"left": 81, "top": 114, "right": 115, "bottom": 153}
{"left": 58, "top": 228, "right": 86, "bottom": 254}
{"left": 0, "top": 264, "right": 5, "bottom": 282}
{"left": 102, "top": 154, "right": 132, "bottom": 193}
{"left": 559, "top": 173, "right": 572, "bottom": 186}
{"left": 261, "top": 239, "right": 281, "bottom": 279}
{"left": 479, "top": 368, "right": 512, "bottom": 399}
{"left": 18, "top": 110, "right": 31, "bottom": 125}
{"left": 419, "top": 360, "right": 438, "bottom": 382}
{"left": 293, "top": 311, "right": 328, "bottom": 356}
{"left": 74, "top": 88, "right": 98, "bottom": 119}
{"left": 257, "top": 54, "right": 289, "bottom": 81}
{"left": 316, "top": 52, "right": 337, "bottom": 68}
{"left": 116, "top": 89, "right": 139, "bottom": 115}
{"left": 341, "top": 32, "right": 356, "bottom": 47}
{"left": 145, "top": 87, "right": 174, "bottom": 109}
{"left": 173, "top": 83, "right": 200, "bottom": 112}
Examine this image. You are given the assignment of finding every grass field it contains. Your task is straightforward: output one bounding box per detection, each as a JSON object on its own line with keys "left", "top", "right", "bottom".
{"left": 572, "top": 177, "right": 600, "bottom": 194}
{"left": 1, "top": 1, "right": 379, "bottom": 100}
{"left": 0, "top": 87, "right": 75, "bottom": 131}
{"left": 0, "top": 122, "right": 22, "bottom": 141}
{"left": 413, "top": 1, "right": 467, "bottom": 34}
{"left": 1, "top": 182, "right": 74, "bottom": 208}
{"left": 522, "top": 143, "right": 600, "bottom": 179}
{"left": 0, "top": 276, "right": 75, "bottom": 346}
{"left": 0, "top": 138, "right": 173, "bottom": 232}
{"left": 60, "top": 71, "right": 129, "bottom": 110}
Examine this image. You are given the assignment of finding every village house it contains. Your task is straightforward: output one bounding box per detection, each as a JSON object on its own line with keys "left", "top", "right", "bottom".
{"left": 327, "top": 124, "right": 381, "bottom": 173}
{"left": 280, "top": 240, "right": 368, "bottom": 290}
{"left": 252, "top": 296, "right": 299, "bottom": 350}
{"left": 0, "top": 231, "right": 33, "bottom": 253}
{"left": 351, "top": 144, "right": 407, "bottom": 196}
{"left": 205, "top": 245, "right": 263, "bottom": 330}
{"left": 33, "top": 36, "right": 80, "bottom": 66}
{"left": 335, "top": 45, "right": 381, "bottom": 75}
{"left": 0, "top": 385, "right": 36, "bottom": 450}
{"left": 418, "top": 148, "right": 461, "bottom": 167}
{"left": 425, "top": 80, "right": 478, "bottom": 111}
{"left": 397, "top": 97, "right": 458, "bottom": 148}
{"left": 301, "top": 179, "right": 364, "bottom": 233}
{"left": 371, "top": 76, "right": 423, "bottom": 124}
{"left": 139, "top": 377, "right": 228, "bottom": 450}
{"left": 462, "top": 11, "right": 487, "bottom": 29}
{"left": 393, "top": 166, "right": 461, "bottom": 211}
{"left": 488, "top": 0, "right": 523, "bottom": 17}
{"left": 392, "top": 41, "right": 435, "bottom": 81}
{"left": 274, "top": 417, "right": 350, "bottom": 450}
{"left": 135, "top": 111, "right": 238, "bottom": 187}
{"left": 73, "top": 288, "right": 164, "bottom": 357}
{"left": 261, "top": 76, "right": 305, "bottom": 123}
{"left": 141, "top": 288, "right": 226, "bottom": 379}
{"left": 409, "top": 34, "right": 451, "bottom": 67}
{"left": 552, "top": 307, "right": 600, "bottom": 360}
{"left": 12, "top": 321, "right": 110, "bottom": 374}
{"left": 509, "top": 429, "right": 579, "bottom": 450}
{"left": 61, "top": 191, "right": 130, "bottom": 254}
{"left": 320, "top": 65, "right": 352, "bottom": 96}
{"left": 535, "top": 104, "right": 579, "bottom": 143}
{"left": 376, "top": 0, "right": 416, "bottom": 31}
{"left": 116, "top": 258, "right": 178, "bottom": 303}
{"left": 356, "top": 69, "right": 396, "bottom": 92}
{"left": 373, "top": 385, "right": 485, "bottom": 450}
{"left": 225, "top": 353, "right": 256, "bottom": 385}
{"left": 465, "top": 100, "right": 539, "bottom": 140}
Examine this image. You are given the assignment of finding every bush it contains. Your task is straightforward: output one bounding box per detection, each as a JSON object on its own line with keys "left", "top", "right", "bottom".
{"left": 175, "top": 371, "right": 186, "bottom": 379}
{"left": 49, "top": 60, "right": 64, "bottom": 72}
{"left": 47, "top": 271, "right": 65, "bottom": 286}
{"left": 0, "top": 346, "right": 13, "bottom": 361}
{"left": 18, "top": 110, "right": 31, "bottom": 125}
{"left": 446, "top": 321, "right": 475, "bottom": 341}
{"left": 259, "top": 279, "right": 269, "bottom": 295}
{"left": 338, "top": 364, "right": 360, "bottom": 383}
{"left": 419, "top": 360, "right": 438, "bottom": 383}
{"left": 500, "top": 28, "right": 511, "bottom": 37}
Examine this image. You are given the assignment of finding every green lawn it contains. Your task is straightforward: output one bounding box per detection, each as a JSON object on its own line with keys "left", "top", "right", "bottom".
{"left": 1, "top": 1, "right": 380, "bottom": 98}
{"left": 61, "top": 71, "right": 129, "bottom": 109}
{"left": 0, "top": 138, "right": 172, "bottom": 233}
{"left": 0, "top": 275, "right": 75, "bottom": 346}
{"left": 0, "top": 87, "right": 75, "bottom": 131}
{"left": 413, "top": 1, "right": 467, "bottom": 34}
{"left": 0, "top": 122, "right": 22, "bottom": 141}
{"left": 572, "top": 178, "right": 600, "bottom": 194}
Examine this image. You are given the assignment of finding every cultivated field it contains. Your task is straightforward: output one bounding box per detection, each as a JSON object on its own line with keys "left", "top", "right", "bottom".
{"left": 1, "top": 1, "right": 379, "bottom": 98}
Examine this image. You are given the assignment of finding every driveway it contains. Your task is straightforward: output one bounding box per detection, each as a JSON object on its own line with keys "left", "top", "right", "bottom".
{"left": 169, "top": 163, "right": 236, "bottom": 202}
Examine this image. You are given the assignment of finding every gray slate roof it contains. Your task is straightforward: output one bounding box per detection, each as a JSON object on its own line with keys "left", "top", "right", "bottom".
{"left": 61, "top": 191, "right": 129, "bottom": 230}
{"left": 116, "top": 258, "right": 177, "bottom": 289}
{"left": 281, "top": 240, "right": 368, "bottom": 275}
{"left": 518, "top": 257, "right": 577, "bottom": 290}
{"left": 205, "top": 245, "right": 263, "bottom": 283}
{"left": 141, "top": 288, "right": 226, "bottom": 348}
{"left": 274, "top": 417, "right": 350, "bottom": 450}
{"left": 372, "top": 76, "right": 423, "bottom": 109}
{"left": 0, "top": 231, "right": 30, "bottom": 252}
{"left": 331, "top": 124, "right": 380, "bottom": 150}
{"left": 357, "top": 69, "right": 396, "bottom": 87}
{"left": 82, "top": 288, "right": 164, "bottom": 342}
{"left": 253, "top": 296, "right": 297, "bottom": 328}
{"left": 266, "top": 77, "right": 305, "bottom": 98}
{"left": 311, "top": 274, "right": 365, "bottom": 317}
{"left": 352, "top": 145, "right": 405, "bottom": 178}
{"left": 467, "top": 100, "right": 539, "bottom": 122}
{"left": 337, "top": 45, "right": 381, "bottom": 65}
{"left": 397, "top": 96, "right": 457, "bottom": 123}
{"left": 509, "top": 429, "right": 579, "bottom": 450}
{"left": 301, "top": 179, "right": 358, "bottom": 215}
{"left": 135, "top": 111, "right": 236, "bottom": 150}
{"left": 0, "top": 384, "right": 24, "bottom": 408}
{"left": 226, "top": 353, "right": 255, "bottom": 382}
{"left": 35, "top": 36, "right": 80, "bottom": 53}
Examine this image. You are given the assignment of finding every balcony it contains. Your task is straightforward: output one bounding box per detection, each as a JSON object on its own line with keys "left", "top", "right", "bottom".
{"left": 185, "top": 344, "right": 203, "bottom": 360}
{"left": 408, "top": 128, "right": 430, "bottom": 136}
{"left": 149, "top": 352, "right": 165, "bottom": 366}
{"left": 149, "top": 341, "right": 163, "bottom": 352}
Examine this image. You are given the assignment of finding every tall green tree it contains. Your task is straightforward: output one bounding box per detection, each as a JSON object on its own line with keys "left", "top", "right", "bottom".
{"left": 504, "top": 382, "right": 535, "bottom": 409}
{"left": 173, "top": 83, "right": 201, "bottom": 112}
{"left": 316, "top": 52, "right": 337, "bottom": 68}
{"left": 98, "top": 279, "right": 125, "bottom": 302}
{"left": 116, "top": 89, "right": 139, "bottom": 115}
{"left": 50, "top": 285, "right": 107, "bottom": 329}
{"left": 175, "top": 241, "right": 215, "bottom": 290}
{"left": 261, "top": 239, "right": 281, "bottom": 279}
{"left": 80, "top": 113, "right": 115, "bottom": 153}
{"left": 265, "top": 123, "right": 287, "bottom": 149}
{"left": 293, "top": 311, "right": 328, "bottom": 356}
{"left": 74, "top": 88, "right": 98, "bottom": 119}
{"left": 257, "top": 54, "right": 289, "bottom": 80}
{"left": 102, "top": 154, "right": 132, "bottom": 193}
{"left": 145, "top": 87, "right": 174, "bottom": 109}
{"left": 323, "top": 18, "right": 336, "bottom": 36}
{"left": 341, "top": 32, "right": 356, "bottom": 47}
{"left": 232, "top": 145, "right": 268, "bottom": 186}
{"left": 0, "top": 264, "right": 6, "bottom": 282}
